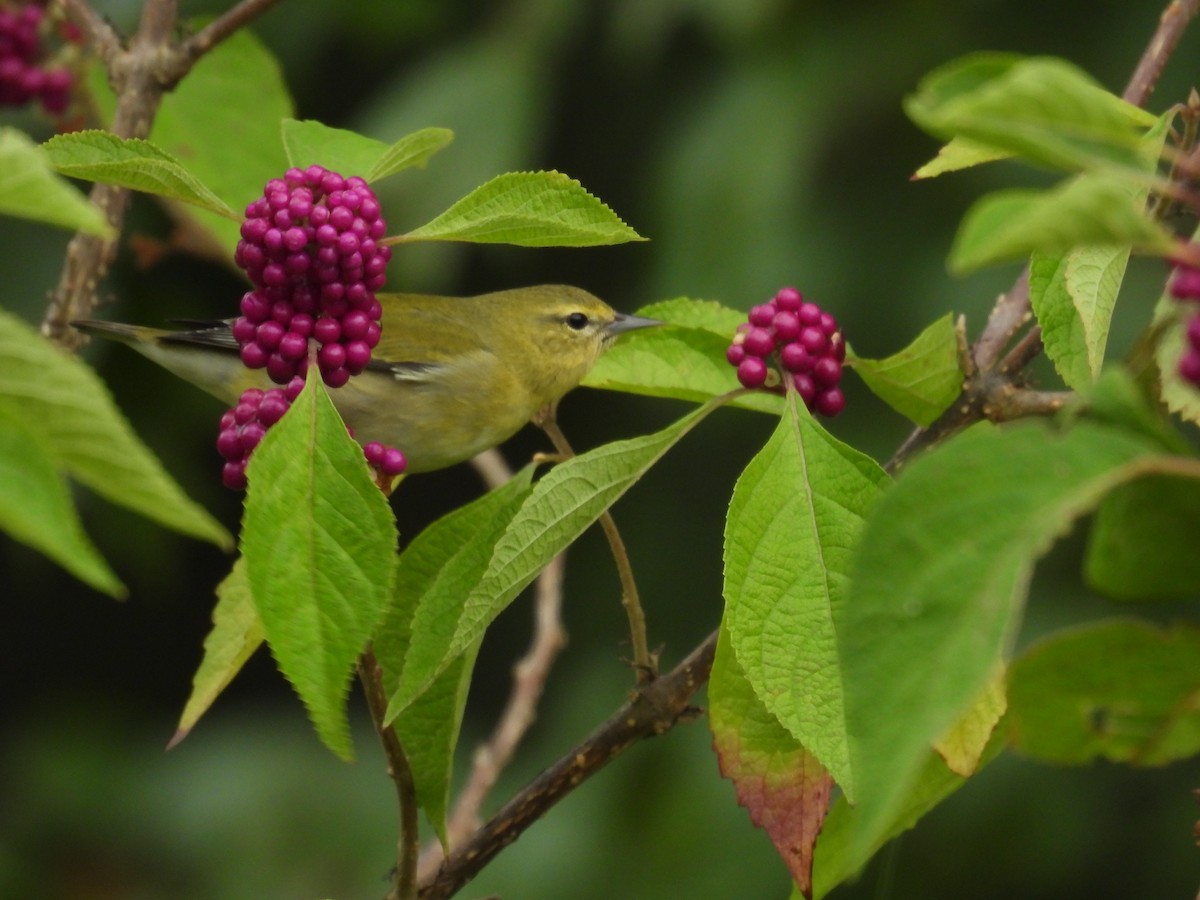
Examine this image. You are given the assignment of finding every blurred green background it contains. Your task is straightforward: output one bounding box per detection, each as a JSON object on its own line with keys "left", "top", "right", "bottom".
{"left": 3, "top": 1, "right": 1199, "bottom": 898}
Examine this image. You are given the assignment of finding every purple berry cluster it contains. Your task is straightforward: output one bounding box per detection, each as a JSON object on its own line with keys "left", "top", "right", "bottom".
{"left": 1171, "top": 260, "right": 1200, "bottom": 386}
{"left": 0, "top": 2, "right": 72, "bottom": 113}
{"left": 725, "top": 287, "right": 846, "bottom": 417}
{"left": 216, "top": 379, "right": 408, "bottom": 491}
{"left": 233, "top": 165, "right": 389, "bottom": 388}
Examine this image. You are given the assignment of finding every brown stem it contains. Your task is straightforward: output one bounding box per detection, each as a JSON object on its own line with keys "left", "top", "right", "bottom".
{"left": 56, "top": 0, "right": 122, "bottom": 64}
{"left": 359, "top": 649, "right": 420, "bottom": 900}
{"left": 535, "top": 404, "right": 656, "bottom": 681}
{"left": 1122, "top": 0, "right": 1200, "bottom": 106}
{"left": 174, "top": 0, "right": 285, "bottom": 78}
{"left": 417, "top": 630, "right": 717, "bottom": 899}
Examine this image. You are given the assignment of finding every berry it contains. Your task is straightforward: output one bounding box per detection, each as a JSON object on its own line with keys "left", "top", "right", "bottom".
{"left": 0, "top": 2, "right": 73, "bottom": 114}
{"left": 725, "top": 286, "right": 845, "bottom": 417}
{"left": 364, "top": 440, "right": 407, "bottom": 479}
{"left": 232, "top": 165, "right": 391, "bottom": 387}
{"left": 1180, "top": 310, "right": 1200, "bottom": 387}
{"left": 216, "top": 382, "right": 301, "bottom": 490}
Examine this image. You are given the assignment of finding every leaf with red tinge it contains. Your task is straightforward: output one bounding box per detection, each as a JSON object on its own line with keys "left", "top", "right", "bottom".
{"left": 170, "top": 557, "right": 263, "bottom": 748}
{"left": 710, "top": 624, "right": 833, "bottom": 898}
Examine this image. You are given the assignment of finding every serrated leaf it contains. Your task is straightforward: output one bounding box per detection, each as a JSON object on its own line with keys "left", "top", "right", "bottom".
{"left": 933, "top": 665, "right": 1007, "bottom": 777}
{"left": 86, "top": 28, "right": 293, "bottom": 253}
{"left": 171, "top": 557, "right": 264, "bottom": 746}
{"left": 0, "top": 407, "right": 122, "bottom": 596}
{"left": 281, "top": 119, "right": 389, "bottom": 178}
{"left": 0, "top": 127, "right": 111, "bottom": 236}
{"left": 1029, "top": 245, "right": 1128, "bottom": 389}
{"left": 906, "top": 53, "right": 1157, "bottom": 176}
{"left": 1008, "top": 620, "right": 1200, "bottom": 765}
{"left": 838, "top": 421, "right": 1166, "bottom": 866}
{"left": 366, "top": 127, "right": 455, "bottom": 183}
{"left": 1085, "top": 475, "right": 1200, "bottom": 601}
{"left": 43, "top": 131, "right": 237, "bottom": 219}
{"left": 912, "top": 135, "right": 1014, "bottom": 179}
{"left": 845, "top": 315, "right": 963, "bottom": 425}
{"left": 949, "top": 175, "right": 1174, "bottom": 274}
{"left": 1153, "top": 292, "right": 1200, "bottom": 426}
{"left": 375, "top": 467, "right": 536, "bottom": 843}
{"left": 723, "top": 395, "right": 889, "bottom": 797}
{"left": 402, "top": 170, "right": 645, "bottom": 246}
{"left": 389, "top": 399, "right": 720, "bottom": 713}
{"left": 810, "top": 732, "right": 1006, "bottom": 899}
{"left": 0, "top": 310, "right": 230, "bottom": 549}
{"left": 241, "top": 371, "right": 398, "bottom": 760}
{"left": 710, "top": 623, "right": 833, "bottom": 899}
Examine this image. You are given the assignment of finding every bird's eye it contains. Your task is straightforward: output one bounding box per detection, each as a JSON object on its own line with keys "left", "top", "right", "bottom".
{"left": 565, "top": 312, "right": 590, "bottom": 330}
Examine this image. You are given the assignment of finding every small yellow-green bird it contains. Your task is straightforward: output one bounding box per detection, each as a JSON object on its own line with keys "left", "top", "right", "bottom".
{"left": 74, "top": 285, "right": 659, "bottom": 473}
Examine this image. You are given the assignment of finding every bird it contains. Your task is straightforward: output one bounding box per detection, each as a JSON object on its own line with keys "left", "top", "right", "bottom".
{"left": 73, "top": 285, "right": 659, "bottom": 474}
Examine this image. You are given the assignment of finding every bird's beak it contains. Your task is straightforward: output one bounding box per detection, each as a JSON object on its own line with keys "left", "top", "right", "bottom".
{"left": 606, "top": 313, "right": 662, "bottom": 336}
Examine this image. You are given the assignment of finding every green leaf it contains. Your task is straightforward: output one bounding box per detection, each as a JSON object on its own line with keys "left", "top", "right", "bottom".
{"left": 838, "top": 421, "right": 1165, "bottom": 865}
{"left": 43, "top": 130, "right": 238, "bottom": 219}
{"left": 86, "top": 27, "right": 293, "bottom": 253}
{"left": 402, "top": 170, "right": 646, "bottom": 246}
{"left": 0, "top": 407, "right": 122, "bottom": 596}
{"left": 932, "top": 666, "right": 1007, "bottom": 776}
{"left": 281, "top": 119, "right": 390, "bottom": 178}
{"left": 1029, "top": 246, "right": 1128, "bottom": 389}
{"left": 389, "top": 399, "right": 721, "bottom": 713}
{"left": 1069, "top": 367, "right": 1192, "bottom": 455}
{"left": 912, "top": 135, "right": 1013, "bottom": 179}
{"left": 375, "top": 468, "right": 536, "bottom": 843}
{"left": 1008, "top": 620, "right": 1200, "bottom": 765}
{"left": 905, "top": 53, "right": 1157, "bottom": 176}
{"left": 710, "top": 623, "right": 833, "bottom": 899}
{"left": 810, "top": 732, "right": 1006, "bottom": 899}
{"left": 949, "top": 174, "right": 1174, "bottom": 274}
{"left": 366, "top": 127, "right": 455, "bottom": 183}
{"left": 241, "top": 371, "right": 398, "bottom": 760}
{"left": 0, "top": 309, "right": 231, "bottom": 549}
{"left": 1085, "top": 474, "right": 1200, "bottom": 601}
{"left": 845, "top": 315, "right": 963, "bottom": 425}
{"left": 585, "top": 297, "right": 783, "bottom": 414}
{"left": 171, "top": 558, "right": 264, "bottom": 747}
{"left": 0, "top": 128, "right": 111, "bottom": 236}
{"left": 724, "top": 396, "right": 890, "bottom": 796}
{"left": 1153, "top": 293, "right": 1200, "bottom": 426}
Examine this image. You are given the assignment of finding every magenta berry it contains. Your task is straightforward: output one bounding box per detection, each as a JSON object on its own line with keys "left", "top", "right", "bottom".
{"left": 0, "top": 2, "right": 74, "bottom": 114}
{"left": 232, "top": 165, "right": 391, "bottom": 386}
{"left": 726, "top": 286, "right": 846, "bottom": 416}
{"left": 363, "top": 440, "right": 407, "bottom": 480}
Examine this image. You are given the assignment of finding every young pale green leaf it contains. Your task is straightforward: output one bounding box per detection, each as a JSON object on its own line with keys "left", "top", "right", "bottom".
{"left": 375, "top": 467, "right": 536, "bottom": 843}
{"left": 931, "top": 665, "right": 1006, "bottom": 777}
{"left": 0, "top": 407, "right": 122, "bottom": 596}
{"left": 402, "top": 170, "right": 645, "bottom": 246}
{"left": 366, "top": 127, "right": 455, "bottom": 183}
{"left": 906, "top": 54, "right": 1157, "bottom": 176}
{"left": 0, "top": 128, "right": 111, "bottom": 236}
{"left": 724, "top": 395, "right": 889, "bottom": 797}
{"left": 845, "top": 315, "right": 963, "bottom": 425}
{"left": 281, "top": 119, "right": 390, "bottom": 178}
{"left": 391, "top": 399, "right": 721, "bottom": 712}
{"left": 86, "top": 29, "right": 293, "bottom": 253}
{"left": 171, "top": 557, "right": 264, "bottom": 747}
{"left": 0, "top": 310, "right": 231, "bottom": 549}
{"left": 1085, "top": 475, "right": 1200, "bottom": 601}
{"left": 912, "top": 135, "right": 1013, "bottom": 179}
{"left": 1153, "top": 293, "right": 1200, "bottom": 426}
{"left": 1029, "top": 245, "right": 1128, "bottom": 390}
{"left": 949, "top": 175, "right": 1174, "bottom": 274}
{"left": 838, "top": 421, "right": 1165, "bottom": 866}
{"left": 241, "top": 372, "right": 398, "bottom": 760}
{"left": 1008, "top": 620, "right": 1200, "bottom": 765}
{"left": 710, "top": 623, "right": 833, "bottom": 900}
{"left": 43, "top": 130, "right": 238, "bottom": 219}
{"left": 810, "top": 732, "right": 1006, "bottom": 899}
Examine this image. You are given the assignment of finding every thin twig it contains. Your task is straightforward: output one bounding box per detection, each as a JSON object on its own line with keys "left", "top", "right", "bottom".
{"left": 175, "top": 0, "right": 285, "bottom": 77}
{"left": 535, "top": 404, "right": 656, "bottom": 681}
{"left": 417, "top": 630, "right": 718, "bottom": 899}
{"left": 1123, "top": 0, "right": 1200, "bottom": 106}
{"left": 359, "top": 648, "right": 420, "bottom": 900}
{"left": 56, "top": 0, "right": 122, "bottom": 65}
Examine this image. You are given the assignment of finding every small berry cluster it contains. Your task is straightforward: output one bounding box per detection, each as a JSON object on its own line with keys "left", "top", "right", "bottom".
{"left": 726, "top": 287, "right": 846, "bottom": 416}
{"left": 1171, "top": 259, "right": 1200, "bottom": 386}
{"left": 0, "top": 2, "right": 72, "bottom": 113}
{"left": 233, "top": 165, "right": 389, "bottom": 388}
{"left": 217, "top": 166, "right": 406, "bottom": 491}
